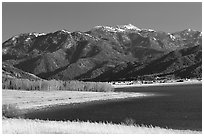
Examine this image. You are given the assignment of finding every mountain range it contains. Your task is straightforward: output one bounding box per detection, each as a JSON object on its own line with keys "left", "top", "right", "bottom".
{"left": 2, "top": 24, "right": 202, "bottom": 81}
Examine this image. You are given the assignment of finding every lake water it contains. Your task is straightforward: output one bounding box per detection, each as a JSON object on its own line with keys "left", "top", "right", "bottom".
{"left": 25, "top": 83, "right": 202, "bottom": 131}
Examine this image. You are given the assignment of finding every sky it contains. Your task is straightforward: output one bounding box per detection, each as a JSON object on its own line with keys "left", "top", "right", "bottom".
{"left": 2, "top": 2, "right": 202, "bottom": 42}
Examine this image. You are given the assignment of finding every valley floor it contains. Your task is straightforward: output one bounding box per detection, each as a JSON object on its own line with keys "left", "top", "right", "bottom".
{"left": 3, "top": 80, "right": 201, "bottom": 110}
{"left": 2, "top": 81, "right": 202, "bottom": 134}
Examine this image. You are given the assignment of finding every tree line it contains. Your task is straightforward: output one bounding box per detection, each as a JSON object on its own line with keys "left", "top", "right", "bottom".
{"left": 2, "top": 77, "right": 114, "bottom": 92}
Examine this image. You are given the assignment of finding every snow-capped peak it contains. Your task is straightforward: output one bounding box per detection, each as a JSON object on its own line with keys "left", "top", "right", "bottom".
{"left": 93, "top": 25, "right": 119, "bottom": 33}
{"left": 93, "top": 24, "right": 141, "bottom": 33}
{"left": 103, "top": 26, "right": 118, "bottom": 32}
{"left": 116, "top": 24, "right": 141, "bottom": 31}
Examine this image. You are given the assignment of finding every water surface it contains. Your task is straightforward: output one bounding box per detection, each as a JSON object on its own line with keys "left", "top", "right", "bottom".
{"left": 25, "top": 83, "right": 202, "bottom": 131}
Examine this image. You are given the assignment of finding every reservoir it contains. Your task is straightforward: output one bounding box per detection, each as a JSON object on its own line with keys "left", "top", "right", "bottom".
{"left": 25, "top": 83, "right": 202, "bottom": 131}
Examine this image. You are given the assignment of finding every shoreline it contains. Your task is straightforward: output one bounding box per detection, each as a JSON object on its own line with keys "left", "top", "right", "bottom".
{"left": 112, "top": 80, "right": 202, "bottom": 88}
{"left": 25, "top": 93, "right": 155, "bottom": 114}
{"left": 2, "top": 89, "right": 152, "bottom": 111}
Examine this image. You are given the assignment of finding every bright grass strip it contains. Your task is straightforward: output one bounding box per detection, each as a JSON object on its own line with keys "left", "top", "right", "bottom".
{"left": 2, "top": 118, "right": 201, "bottom": 134}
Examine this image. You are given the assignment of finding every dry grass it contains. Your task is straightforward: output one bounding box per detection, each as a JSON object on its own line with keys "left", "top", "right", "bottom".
{"left": 2, "top": 118, "right": 201, "bottom": 134}
{"left": 2, "top": 89, "right": 151, "bottom": 110}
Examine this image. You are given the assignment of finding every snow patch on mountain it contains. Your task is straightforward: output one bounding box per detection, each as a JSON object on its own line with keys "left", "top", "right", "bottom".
{"left": 93, "top": 24, "right": 141, "bottom": 33}
{"left": 116, "top": 24, "right": 141, "bottom": 31}
{"left": 25, "top": 37, "right": 31, "bottom": 42}
{"left": 61, "top": 29, "right": 71, "bottom": 33}
{"left": 11, "top": 35, "right": 20, "bottom": 41}
{"left": 170, "top": 34, "right": 176, "bottom": 40}
{"left": 2, "top": 47, "right": 9, "bottom": 54}
{"left": 147, "top": 29, "right": 155, "bottom": 32}
{"left": 152, "top": 37, "right": 157, "bottom": 41}
{"left": 167, "top": 33, "right": 176, "bottom": 40}
{"left": 31, "top": 32, "right": 46, "bottom": 37}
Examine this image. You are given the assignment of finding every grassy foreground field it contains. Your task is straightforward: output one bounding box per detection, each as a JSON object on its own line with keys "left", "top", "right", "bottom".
{"left": 2, "top": 118, "right": 201, "bottom": 134}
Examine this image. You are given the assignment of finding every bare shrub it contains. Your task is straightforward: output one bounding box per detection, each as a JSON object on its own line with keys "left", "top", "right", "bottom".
{"left": 2, "top": 104, "right": 24, "bottom": 118}
{"left": 123, "top": 118, "right": 135, "bottom": 126}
